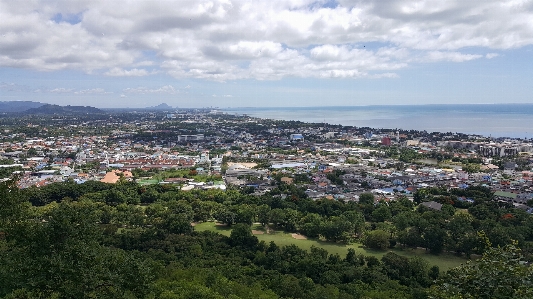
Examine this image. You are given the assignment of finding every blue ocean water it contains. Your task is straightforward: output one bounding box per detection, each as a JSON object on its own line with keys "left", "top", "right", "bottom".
{"left": 224, "top": 104, "right": 533, "bottom": 139}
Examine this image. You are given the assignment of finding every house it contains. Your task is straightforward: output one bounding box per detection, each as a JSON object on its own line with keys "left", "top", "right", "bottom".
{"left": 504, "top": 161, "right": 517, "bottom": 171}
{"left": 59, "top": 166, "right": 74, "bottom": 177}
{"left": 100, "top": 169, "right": 133, "bottom": 184}
{"left": 290, "top": 134, "right": 304, "bottom": 141}
{"left": 281, "top": 177, "right": 294, "bottom": 184}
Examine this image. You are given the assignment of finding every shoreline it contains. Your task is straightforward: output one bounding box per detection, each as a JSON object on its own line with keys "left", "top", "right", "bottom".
{"left": 222, "top": 104, "right": 533, "bottom": 140}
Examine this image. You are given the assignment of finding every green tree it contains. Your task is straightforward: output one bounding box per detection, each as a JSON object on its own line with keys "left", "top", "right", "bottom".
{"left": 423, "top": 225, "right": 446, "bottom": 254}
{"left": 359, "top": 192, "right": 375, "bottom": 205}
{"left": 363, "top": 230, "right": 390, "bottom": 250}
{"left": 393, "top": 211, "right": 415, "bottom": 231}
{"left": 341, "top": 210, "right": 366, "bottom": 237}
{"left": 447, "top": 213, "right": 475, "bottom": 255}
{"left": 430, "top": 242, "right": 533, "bottom": 299}
{"left": 269, "top": 208, "right": 286, "bottom": 228}
{"left": 26, "top": 147, "right": 38, "bottom": 156}
{"left": 257, "top": 204, "right": 271, "bottom": 226}
{"left": 299, "top": 213, "right": 323, "bottom": 238}
{"left": 0, "top": 199, "right": 155, "bottom": 298}
{"left": 372, "top": 204, "right": 392, "bottom": 222}
{"left": 235, "top": 204, "right": 255, "bottom": 225}
{"left": 215, "top": 208, "right": 236, "bottom": 226}
{"left": 229, "top": 223, "right": 258, "bottom": 248}
{"left": 321, "top": 216, "right": 353, "bottom": 243}
{"left": 462, "top": 163, "right": 481, "bottom": 174}
{"left": 283, "top": 208, "right": 299, "bottom": 232}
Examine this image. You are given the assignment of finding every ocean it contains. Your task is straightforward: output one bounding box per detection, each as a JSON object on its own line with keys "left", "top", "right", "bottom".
{"left": 224, "top": 104, "right": 533, "bottom": 139}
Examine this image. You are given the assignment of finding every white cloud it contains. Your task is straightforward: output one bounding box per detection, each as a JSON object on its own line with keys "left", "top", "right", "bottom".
{"left": 24, "top": 87, "right": 113, "bottom": 94}
{"left": 74, "top": 88, "right": 112, "bottom": 94}
{"left": 104, "top": 67, "right": 154, "bottom": 77}
{"left": 424, "top": 51, "right": 483, "bottom": 63}
{"left": 0, "top": 82, "right": 30, "bottom": 92}
{"left": 222, "top": 94, "right": 233, "bottom": 97}
{"left": 0, "top": 0, "right": 529, "bottom": 80}
{"left": 50, "top": 87, "right": 73, "bottom": 93}
{"left": 132, "top": 60, "right": 155, "bottom": 67}
{"left": 123, "top": 85, "right": 178, "bottom": 94}
{"left": 368, "top": 72, "right": 399, "bottom": 79}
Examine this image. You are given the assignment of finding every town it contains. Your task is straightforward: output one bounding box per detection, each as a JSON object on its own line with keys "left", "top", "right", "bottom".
{"left": 2, "top": 108, "right": 532, "bottom": 212}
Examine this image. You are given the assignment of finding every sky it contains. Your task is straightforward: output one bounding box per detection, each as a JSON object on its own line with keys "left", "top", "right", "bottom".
{"left": 1, "top": 0, "right": 533, "bottom": 108}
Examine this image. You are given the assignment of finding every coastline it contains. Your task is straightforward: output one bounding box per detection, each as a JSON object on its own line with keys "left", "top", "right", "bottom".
{"left": 223, "top": 104, "right": 533, "bottom": 139}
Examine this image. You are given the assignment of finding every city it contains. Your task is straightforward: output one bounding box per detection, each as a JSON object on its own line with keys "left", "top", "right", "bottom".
{"left": 3, "top": 109, "right": 532, "bottom": 211}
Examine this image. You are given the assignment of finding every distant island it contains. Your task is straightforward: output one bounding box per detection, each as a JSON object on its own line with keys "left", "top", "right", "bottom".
{"left": 145, "top": 103, "right": 174, "bottom": 110}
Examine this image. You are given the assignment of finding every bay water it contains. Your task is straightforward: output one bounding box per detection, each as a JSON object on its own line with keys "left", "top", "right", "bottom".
{"left": 224, "top": 104, "right": 533, "bottom": 139}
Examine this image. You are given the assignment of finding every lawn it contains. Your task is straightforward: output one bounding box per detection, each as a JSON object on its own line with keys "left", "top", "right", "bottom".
{"left": 137, "top": 179, "right": 160, "bottom": 185}
{"left": 194, "top": 222, "right": 471, "bottom": 271}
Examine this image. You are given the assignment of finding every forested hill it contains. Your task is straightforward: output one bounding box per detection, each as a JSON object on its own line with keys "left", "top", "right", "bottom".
{"left": 0, "top": 180, "right": 532, "bottom": 298}
{"left": 23, "top": 104, "right": 105, "bottom": 114}
{"left": 0, "top": 101, "right": 45, "bottom": 112}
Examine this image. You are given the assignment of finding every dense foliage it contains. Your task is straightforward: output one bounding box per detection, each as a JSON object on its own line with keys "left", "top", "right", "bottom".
{"left": 1, "top": 179, "right": 532, "bottom": 298}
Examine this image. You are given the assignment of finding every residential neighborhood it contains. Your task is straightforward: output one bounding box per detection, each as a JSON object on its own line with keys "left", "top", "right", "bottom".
{"left": 1, "top": 109, "right": 533, "bottom": 212}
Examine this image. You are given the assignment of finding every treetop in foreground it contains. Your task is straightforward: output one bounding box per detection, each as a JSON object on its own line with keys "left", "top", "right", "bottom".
{"left": 430, "top": 239, "right": 533, "bottom": 299}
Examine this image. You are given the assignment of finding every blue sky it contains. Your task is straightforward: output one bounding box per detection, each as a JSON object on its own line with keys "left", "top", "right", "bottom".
{"left": 1, "top": 0, "right": 533, "bottom": 108}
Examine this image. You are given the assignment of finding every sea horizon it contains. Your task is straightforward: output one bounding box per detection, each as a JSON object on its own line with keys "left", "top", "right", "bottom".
{"left": 226, "top": 103, "right": 533, "bottom": 108}
{"left": 223, "top": 104, "right": 533, "bottom": 139}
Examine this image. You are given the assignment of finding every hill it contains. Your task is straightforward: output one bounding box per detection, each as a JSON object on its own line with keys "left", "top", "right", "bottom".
{"left": 24, "top": 104, "right": 105, "bottom": 115}
{"left": 0, "top": 101, "right": 45, "bottom": 113}
{"left": 145, "top": 103, "right": 174, "bottom": 110}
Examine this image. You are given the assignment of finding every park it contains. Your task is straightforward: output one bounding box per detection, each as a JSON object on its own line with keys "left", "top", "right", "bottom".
{"left": 194, "top": 221, "right": 469, "bottom": 271}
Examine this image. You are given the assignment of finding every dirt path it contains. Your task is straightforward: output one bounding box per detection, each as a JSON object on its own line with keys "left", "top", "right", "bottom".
{"left": 291, "top": 233, "right": 307, "bottom": 240}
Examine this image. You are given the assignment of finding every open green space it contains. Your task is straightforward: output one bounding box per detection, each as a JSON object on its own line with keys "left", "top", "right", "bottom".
{"left": 194, "top": 222, "right": 469, "bottom": 271}
{"left": 137, "top": 179, "right": 160, "bottom": 185}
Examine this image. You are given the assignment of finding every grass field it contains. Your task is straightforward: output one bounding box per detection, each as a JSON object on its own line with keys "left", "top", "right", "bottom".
{"left": 194, "top": 222, "right": 471, "bottom": 271}
{"left": 137, "top": 179, "right": 160, "bottom": 185}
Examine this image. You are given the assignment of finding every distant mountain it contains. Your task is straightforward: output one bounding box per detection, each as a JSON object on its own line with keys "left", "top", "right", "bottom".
{"left": 24, "top": 104, "right": 105, "bottom": 115}
{"left": 146, "top": 103, "right": 174, "bottom": 110}
{"left": 0, "top": 101, "right": 45, "bottom": 112}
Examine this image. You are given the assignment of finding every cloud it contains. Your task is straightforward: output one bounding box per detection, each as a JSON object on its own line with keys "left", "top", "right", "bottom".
{"left": 50, "top": 87, "right": 74, "bottom": 93}
{"left": 24, "top": 87, "right": 113, "bottom": 94}
{"left": 369, "top": 72, "right": 399, "bottom": 79}
{"left": 0, "top": 0, "right": 532, "bottom": 80}
{"left": 423, "top": 51, "right": 483, "bottom": 63}
{"left": 104, "top": 67, "right": 154, "bottom": 77}
{"left": 74, "top": 88, "right": 112, "bottom": 94}
{"left": 0, "top": 82, "right": 31, "bottom": 92}
{"left": 222, "top": 94, "right": 233, "bottom": 97}
{"left": 123, "top": 85, "right": 178, "bottom": 94}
